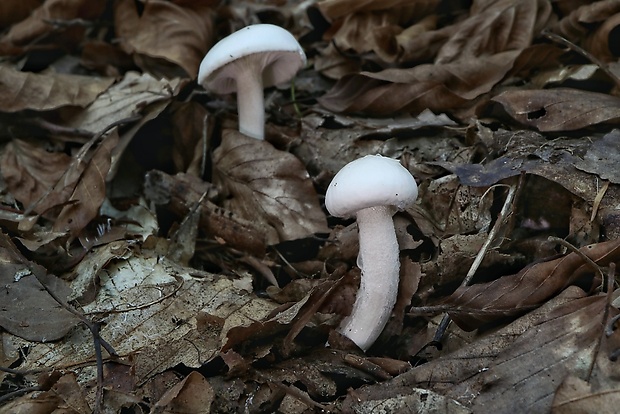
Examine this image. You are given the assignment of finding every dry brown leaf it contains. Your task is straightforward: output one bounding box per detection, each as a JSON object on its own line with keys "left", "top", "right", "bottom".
{"left": 52, "top": 131, "right": 118, "bottom": 238}
{"left": 583, "top": 11, "right": 620, "bottom": 62}
{"left": 436, "top": 0, "right": 552, "bottom": 64}
{"left": 0, "top": 0, "right": 44, "bottom": 29}
{"left": 213, "top": 129, "right": 329, "bottom": 244}
{"left": 0, "top": 139, "right": 71, "bottom": 209}
{"left": 0, "top": 0, "right": 106, "bottom": 52}
{"left": 553, "top": 0, "right": 620, "bottom": 42}
{"left": 318, "top": 51, "right": 519, "bottom": 115}
{"left": 468, "top": 292, "right": 618, "bottom": 413}
{"left": 0, "top": 65, "right": 114, "bottom": 112}
{"left": 317, "top": 0, "right": 552, "bottom": 115}
{"left": 0, "top": 232, "right": 80, "bottom": 342}
{"left": 170, "top": 101, "right": 210, "bottom": 175}
{"left": 492, "top": 88, "right": 620, "bottom": 131}
{"left": 59, "top": 71, "right": 183, "bottom": 134}
{"left": 317, "top": 0, "right": 436, "bottom": 21}
{"left": 114, "top": 0, "right": 216, "bottom": 78}
{"left": 344, "top": 286, "right": 619, "bottom": 414}
{"left": 443, "top": 239, "right": 620, "bottom": 331}
{"left": 152, "top": 371, "right": 214, "bottom": 412}
{"left": 552, "top": 376, "right": 620, "bottom": 414}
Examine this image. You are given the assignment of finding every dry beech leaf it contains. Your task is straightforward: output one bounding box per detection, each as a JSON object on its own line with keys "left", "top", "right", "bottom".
{"left": 0, "top": 0, "right": 44, "bottom": 29}
{"left": 0, "top": 232, "right": 80, "bottom": 342}
{"left": 553, "top": 0, "right": 620, "bottom": 42}
{"left": 114, "top": 0, "right": 216, "bottom": 78}
{"left": 213, "top": 130, "right": 329, "bottom": 245}
{"left": 0, "top": 65, "right": 114, "bottom": 112}
{"left": 344, "top": 287, "right": 619, "bottom": 414}
{"left": 318, "top": 0, "right": 552, "bottom": 115}
{"left": 60, "top": 71, "right": 183, "bottom": 134}
{"left": 317, "top": 0, "right": 436, "bottom": 21}
{"left": 0, "top": 139, "right": 71, "bottom": 209}
{"left": 552, "top": 376, "right": 620, "bottom": 414}
{"left": 52, "top": 131, "right": 119, "bottom": 238}
{"left": 443, "top": 239, "right": 620, "bottom": 331}
{"left": 152, "top": 371, "right": 215, "bottom": 412}
{"left": 468, "top": 293, "right": 619, "bottom": 413}
{"left": 492, "top": 88, "right": 620, "bottom": 131}
{"left": 318, "top": 51, "right": 519, "bottom": 115}
{"left": 0, "top": 0, "right": 106, "bottom": 51}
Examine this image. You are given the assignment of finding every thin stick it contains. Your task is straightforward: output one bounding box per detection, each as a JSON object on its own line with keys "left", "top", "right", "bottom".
{"left": 432, "top": 177, "right": 521, "bottom": 343}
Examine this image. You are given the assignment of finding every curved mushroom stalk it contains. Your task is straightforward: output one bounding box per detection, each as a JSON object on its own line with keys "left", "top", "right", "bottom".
{"left": 338, "top": 205, "right": 399, "bottom": 351}
{"left": 325, "top": 155, "right": 418, "bottom": 351}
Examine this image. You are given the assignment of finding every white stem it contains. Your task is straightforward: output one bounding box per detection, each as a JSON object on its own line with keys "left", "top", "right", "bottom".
{"left": 235, "top": 67, "right": 265, "bottom": 140}
{"left": 338, "top": 205, "right": 400, "bottom": 351}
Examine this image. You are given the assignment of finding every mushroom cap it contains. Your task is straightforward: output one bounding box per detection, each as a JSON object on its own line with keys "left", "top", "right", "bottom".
{"left": 325, "top": 155, "right": 418, "bottom": 218}
{"left": 197, "top": 24, "right": 306, "bottom": 94}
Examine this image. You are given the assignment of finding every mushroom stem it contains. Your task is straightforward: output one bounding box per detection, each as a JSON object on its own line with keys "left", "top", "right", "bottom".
{"left": 339, "top": 205, "right": 400, "bottom": 351}
{"left": 235, "top": 66, "right": 265, "bottom": 140}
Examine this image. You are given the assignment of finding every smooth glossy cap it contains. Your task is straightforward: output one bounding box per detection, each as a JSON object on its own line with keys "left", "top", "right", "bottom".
{"left": 325, "top": 155, "right": 418, "bottom": 218}
{"left": 197, "top": 24, "right": 306, "bottom": 93}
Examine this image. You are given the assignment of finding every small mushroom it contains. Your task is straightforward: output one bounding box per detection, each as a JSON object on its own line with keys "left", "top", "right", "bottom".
{"left": 325, "top": 155, "right": 418, "bottom": 351}
{"left": 197, "top": 24, "right": 306, "bottom": 140}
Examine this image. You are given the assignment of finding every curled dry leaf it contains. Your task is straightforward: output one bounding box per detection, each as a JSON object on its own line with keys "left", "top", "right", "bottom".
{"left": 442, "top": 239, "right": 620, "bottom": 331}
{"left": 318, "top": 51, "right": 519, "bottom": 115}
{"left": 59, "top": 71, "right": 183, "bottom": 134}
{"left": 491, "top": 88, "right": 620, "bottom": 131}
{"left": 114, "top": 0, "right": 216, "bottom": 78}
{"left": 318, "top": 0, "right": 552, "bottom": 115}
{"left": 213, "top": 130, "right": 329, "bottom": 245}
{"left": 0, "top": 65, "right": 114, "bottom": 112}
{"left": 553, "top": 0, "right": 620, "bottom": 43}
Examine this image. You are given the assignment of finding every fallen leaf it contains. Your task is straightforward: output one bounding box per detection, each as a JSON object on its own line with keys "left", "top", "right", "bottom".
{"left": 491, "top": 88, "right": 620, "bottom": 131}
{"left": 0, "top": 139, "right": 71, "bottom": 210}
{"left": 443, "top": 239, "right": 620, "bottom": 330}
{"left": 0, "top": 64, "right": 113, "bottom": 112}
{"left": 573, "top": 129, "right": 620, "bottom": 184}
{"left": 213, "top": 129, "right": 329, "bottom": 244}
{"left": 152, "top": 371, "right": 214, "bottom": 413}
{"left": 114, "top": 0, "right": 216, "bottom": 78}
{"left": 52, "top": 130, "right": 118, "bottom": 238}
{"left": 0, "top": 0, "right": 106, "bottom": 52}
{"left": 0, "top": 232, "right": 80, "bottom": 342}
{"left": 552, "top": 376, "right": 620, "bottom": 414}
{"left": 59, "top": 71, "right": 183, "bottom": 134}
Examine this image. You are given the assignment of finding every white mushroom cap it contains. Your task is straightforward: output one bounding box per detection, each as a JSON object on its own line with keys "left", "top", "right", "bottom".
{"left": 197, "top": 24, "right": 307, "bottom": 93}
{"left": 325, "top": 155, "right": 418, "bottom": 218}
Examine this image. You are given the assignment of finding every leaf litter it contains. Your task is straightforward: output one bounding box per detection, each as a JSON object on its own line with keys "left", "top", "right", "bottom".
{"left": 0, "top": 0, "right": 620, "bottom": 413}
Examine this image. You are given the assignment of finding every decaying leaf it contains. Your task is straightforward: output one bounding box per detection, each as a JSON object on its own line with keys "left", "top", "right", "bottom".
{"left": 491, "top": 88, "right": 620, "bottom": 131}
{"left": 0, "top": 232, "right": 80, "bottom": 342}
{"left": 345, "top": 286, "right": 620, "bottom": 414}
{"left": 0, "top": 65, "right": 113, "bottom": 112}
{"left": 52, "top": 131, "right": 118, "bottom": 238}
{"left": 59, "top": 71, "right": 183, "bottom": 134}
{"left": 213, "top": 129, "right": 329, "bottom": 245}
{"left": 442, "top": 239, "right": 620, "bottom": 330}
{"left": 114, "top": 0, "right": 216, "bottom": 78}
{"left": 0, "top": 139, "right": 71, "bottom": 210}
{"left": 152, "top": 371, "right": 215, "bottom": 413}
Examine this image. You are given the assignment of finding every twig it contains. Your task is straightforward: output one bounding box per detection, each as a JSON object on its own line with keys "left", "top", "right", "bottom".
{"left": 547, "top": 236, "right": 606, "bottom": 290}
{"left": 0, "top": 386, "right": 45, "bottom": 405}
{"left": 542, "top": 31, "right": 620, "bottom": 91}
{"left": 432, "top": 177, "right": 521, "bottom": 343}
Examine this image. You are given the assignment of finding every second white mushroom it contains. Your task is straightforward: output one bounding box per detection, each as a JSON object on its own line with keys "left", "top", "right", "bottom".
{"left": 197, "top": 24, "right": 306, "bottom": 140}
{"left": 325, "top": 155, "right": 418, "bottom": 351}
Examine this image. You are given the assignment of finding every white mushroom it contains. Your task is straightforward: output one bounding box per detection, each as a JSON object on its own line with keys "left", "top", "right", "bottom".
{"left": 325, "top": 155, "right": 418, "bottom": 351}
{"left": 197, "top": 24, "right": 306, "bottom": 140}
